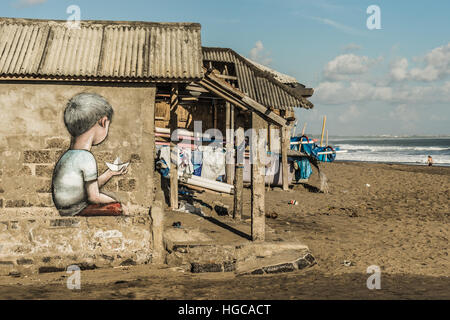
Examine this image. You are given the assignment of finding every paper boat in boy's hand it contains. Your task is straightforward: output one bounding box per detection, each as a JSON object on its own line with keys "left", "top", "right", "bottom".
{"left": 106, "top": 157, "right": 130, "bottom": 172}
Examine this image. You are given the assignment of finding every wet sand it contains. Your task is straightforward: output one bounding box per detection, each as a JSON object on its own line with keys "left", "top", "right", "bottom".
{"left": 0, "top": 162, "right": 449, "bottom": 299}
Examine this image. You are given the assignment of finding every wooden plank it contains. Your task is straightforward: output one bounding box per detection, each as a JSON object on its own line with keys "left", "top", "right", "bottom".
{"left": 216, "top": 74, "right": 238, "bottom": 81}
{"left": 185, "top": 84, "right": 209, "bottom": 93}
{"left": 170, "top": 84, "right": 179, "bottom": 210}
{"left": 251, "top": 112, "right": 265, "bottom": 241}
{"left": 295, "top": 88, "right": 314, "bottom": 97}
{"left": 233, "top": 125, "right": 244, "bottom": 221}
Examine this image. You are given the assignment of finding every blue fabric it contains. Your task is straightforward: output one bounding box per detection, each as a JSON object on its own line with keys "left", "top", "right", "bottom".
{"left": 156, "top": 158, "right": 170, "bottom": 178}
{"left": 193, "top": 165, "right": 202, "bottom": 176}
{"left": 295, "top": 158, "right": 313, "bottom": 180}
{"left": 192, "top": 150, "right": 203, "bottom": 176}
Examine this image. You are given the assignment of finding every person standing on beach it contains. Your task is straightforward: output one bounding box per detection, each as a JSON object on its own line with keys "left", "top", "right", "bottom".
{"left": 427, "top": 155, "right": 434, "bottom": 166}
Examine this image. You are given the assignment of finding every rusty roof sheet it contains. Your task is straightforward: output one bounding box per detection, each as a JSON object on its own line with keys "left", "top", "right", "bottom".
{"left": 0, "top": 18, "right": 203, "bottom": 82}
{"left": 203, "top": 47, "right": 313, "bottom": 110}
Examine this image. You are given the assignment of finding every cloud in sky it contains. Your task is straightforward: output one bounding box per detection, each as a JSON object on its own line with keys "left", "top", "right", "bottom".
{"left": 315, "top": 42, "right": 450, "bottom": 110}
{"left": 310, "top": 16, "right": 363, "bottom": 35}
{"left": 409, "top": 43, "right": 450, "bottom": 81}
{"left": 13, "top": 0, "right": 47, "bottom": 8}
{"left": 324, "top": 54, "right": 379, "bottom": 80}
{"left": 389, "top": 43, "right": 450, "bottom": 82}
{"left": 249, "top": 40, "right": 272, "bottom": 66}
{"left": 390, "top": 58, "right": 409, "bottom": 81}
{"left": 314, "top": 80, "right": 450, "bottom": 105}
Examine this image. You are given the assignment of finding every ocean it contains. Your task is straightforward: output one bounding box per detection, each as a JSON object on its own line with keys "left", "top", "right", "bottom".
{"left": 328, "top": 137, "right": 450, "bottom": 167}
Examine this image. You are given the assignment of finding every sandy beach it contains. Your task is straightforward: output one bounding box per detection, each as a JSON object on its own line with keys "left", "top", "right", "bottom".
{"left": 0, "top": 161, "right": 449, "bottom": 299}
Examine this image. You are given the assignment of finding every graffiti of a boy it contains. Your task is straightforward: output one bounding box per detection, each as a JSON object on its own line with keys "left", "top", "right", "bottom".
{"left": 52, "top": 93, "right": 127, "bottom": 217}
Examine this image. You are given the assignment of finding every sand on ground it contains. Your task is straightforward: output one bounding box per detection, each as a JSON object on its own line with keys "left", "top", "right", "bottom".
{"left": 0, "top": 162, "right": 449, "bottom": 299}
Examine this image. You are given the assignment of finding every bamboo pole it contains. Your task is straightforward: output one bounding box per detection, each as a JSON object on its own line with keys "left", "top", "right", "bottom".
{"left": 326, "top": 130, "right": 329, "bottom": 147}
{"left": 170, "top": 84, "right": 179, "bottom": 210}
{"left": 302, "top": 122, "right": 307, "bottom": 136}
{"left": 320, "top": 116, "right": 327, "bottom": 147}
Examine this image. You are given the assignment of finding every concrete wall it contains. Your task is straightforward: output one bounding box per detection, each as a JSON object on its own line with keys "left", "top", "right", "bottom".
{"left": 0, "top": 81, "right": 156, "bottom": 218}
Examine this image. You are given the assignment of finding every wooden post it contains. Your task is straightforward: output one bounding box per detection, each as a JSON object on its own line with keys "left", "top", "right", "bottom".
{"left": 170, "top": 84, "right": 179, "bottom": 210}
{"left": 251, "top": 112, "right": 265, "bottom": 241}
{"left": 230, "top": 105, "right": 235, "bottom": 182}
{"left": 213, "top": 99, "right": 218, "bottom": 129}
{"left": 233, "top": 124, "right": 244, "bottom": 221}
{"left": 225, "top": 102, "right": 234, "bottom": 185}
{"left": 281, "top": 124, "right": 290, "bottom": 191}
{"left": 320, "top": 116, "right": 327, "bottom": 147}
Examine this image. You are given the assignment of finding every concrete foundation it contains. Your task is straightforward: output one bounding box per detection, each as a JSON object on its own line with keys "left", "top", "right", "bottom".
{"left": 163, "top": 210, "right": 316, "bottom": 275}
{"left": 0, "top": 208, "right": 152, "bottom": 276}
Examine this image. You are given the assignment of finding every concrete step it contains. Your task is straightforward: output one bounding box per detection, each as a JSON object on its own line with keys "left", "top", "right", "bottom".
{"left": 235, "top": 249, "right": 316, "bottom": 276}
{"left": 164, "top": 237, "right": 316, "bottom": 275}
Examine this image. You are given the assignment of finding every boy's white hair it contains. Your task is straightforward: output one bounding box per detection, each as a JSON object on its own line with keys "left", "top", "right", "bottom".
{"left": 64, "top": 93, "right": 113, "bottom": 137}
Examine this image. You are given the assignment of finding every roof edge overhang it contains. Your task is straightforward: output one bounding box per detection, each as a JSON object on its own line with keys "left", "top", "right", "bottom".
{"left": 0, "top": 17, "right": 201, "bottom": 29}
{"left": 0, "top": 75, "right": 202, "bottom": 83}
{"left": 202, "top": 47, "right": 314, "bottom": 109}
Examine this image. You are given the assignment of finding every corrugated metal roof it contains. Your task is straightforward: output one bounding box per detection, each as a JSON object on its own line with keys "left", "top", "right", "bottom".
{"left": 0, "top": 18, "right": 203, "bottom": 82}
{"left": 202, "top": 47, "right": 313, "bottom": 110}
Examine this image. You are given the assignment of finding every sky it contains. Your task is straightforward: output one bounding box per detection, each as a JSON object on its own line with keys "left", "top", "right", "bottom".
{"left": 2, "top": 0, "right": 450, "bottom": 136}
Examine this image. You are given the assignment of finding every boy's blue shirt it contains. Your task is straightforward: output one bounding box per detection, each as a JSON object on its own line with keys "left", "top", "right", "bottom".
{"left": 52, "top": 150, "right": 98, "bottom": 216}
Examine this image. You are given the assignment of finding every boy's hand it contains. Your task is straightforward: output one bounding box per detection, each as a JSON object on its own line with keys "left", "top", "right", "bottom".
{"left": 110, "top": 166, "right": 128, "bottom": 176}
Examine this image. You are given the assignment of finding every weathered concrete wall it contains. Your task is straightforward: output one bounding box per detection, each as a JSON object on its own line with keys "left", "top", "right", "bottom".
{"left": 0, "top": 213, "right": 152, "bottom": 275}
{"left": 0, "top": 82, "right": 156, "bottom": 218}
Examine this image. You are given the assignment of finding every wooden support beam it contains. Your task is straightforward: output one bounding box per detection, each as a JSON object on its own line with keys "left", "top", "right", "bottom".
{"left": 213, "top": 99, "right": 218, "bottom": 129}
{"left": 281, "top": 122, "right": 290, "bottom": 191}
{"left": 251, "top": 112, "right": 265, "bottom": 242}
{"left": 233, "top": 125, "right": 244, "bottom": 221}
{"left": 294, "top": 87, "right": 314, "bottom": 97}
{"left": 225, "top": 102, "right": 234, "bottom": 185}
{"left": 170, "top": 84, "right": 179, "bottom": 210}
{"left": 197, "top": 73, "right": 288, "bottom": 127}
{"left": 230, "top": 104, "right": 235, "bottom": 183}
{"left": 216, "top": 74, "right": 238, "bottom": 81}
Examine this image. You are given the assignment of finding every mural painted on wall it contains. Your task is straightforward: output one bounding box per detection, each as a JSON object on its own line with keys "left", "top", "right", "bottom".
{"left": 51, "top": 93, "right": 128, "bottom": 217}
